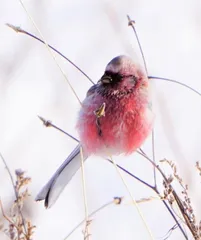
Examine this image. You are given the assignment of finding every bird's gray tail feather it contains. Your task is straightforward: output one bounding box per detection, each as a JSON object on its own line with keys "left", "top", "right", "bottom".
{"left": 35, "top": 144, "right": 87, "bottom": 208}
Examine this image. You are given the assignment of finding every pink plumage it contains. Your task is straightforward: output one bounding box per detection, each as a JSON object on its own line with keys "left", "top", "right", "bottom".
{"left": 77, "top": 55, "right": 153, "bottom": 156}
{"left": 36, "top": 55, "right": 154, "bottom": 208}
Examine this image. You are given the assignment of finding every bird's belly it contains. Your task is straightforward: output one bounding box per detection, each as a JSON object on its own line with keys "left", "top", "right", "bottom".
{"left": 77, "top": 97, "right": 153, "bottom": 156}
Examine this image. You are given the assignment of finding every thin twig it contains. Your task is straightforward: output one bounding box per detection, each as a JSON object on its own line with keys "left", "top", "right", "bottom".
{"left": 106, "top": 158, "right": 154, "bottom": 189}
{"left": 163, "top": 223, "right": 178, "bottom": 240}
{"left": 38, "top": 115, "right": 79, "bottom": 143}
{"left": 64, "top": 197, "right": 122, "bottom": 240}
{"left": 17, "top": 0, "right": 82, "bottom": 105}
{"left": 64, "top": 196, "right": 157, "bottom": 240}
{"left": 116, "top": 156, "right": 188, "bottom": 240}
{"left": 148, "top": 76, "right": 201, "bottom": 97}
{"left": 80, "top": 146, "right": 90, "bottom": 240}
{"left": 155, "top": 189, "right": 188, "bottom": 239}
{"left": 0, "top": 153, "right": 15, "bottom": 193}
{"left": 6, "top": 23, "right": 94, "bottom": 85}
{"left": 127, "top": 15, "right": 148, "bottom": 75}
{"left": 161, "top": 159, "right": 199, "bottom": 239}
{"left": 151, "top": 131, "right": 157, "bottom": 187}
{"left": 108, "top": 155, "right": 154, "bottom": 239}
{"left": 137, "top": 150, "right": 191, "bottom": 239}
{"left": 127, "top": 15, "right": 201, "bottom": 98}
{"left": 7, "top": 24, "right": 201, "bottom": 99}
{"left": 127, "top": 15, "right": 158, "bottom": 193}
{"left": 0, "top": 153, "right": 27, "bottom": 235}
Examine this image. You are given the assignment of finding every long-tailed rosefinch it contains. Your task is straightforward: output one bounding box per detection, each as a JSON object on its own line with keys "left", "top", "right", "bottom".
{"left": 36, "top": 55, "right": 154, "bottom": 208}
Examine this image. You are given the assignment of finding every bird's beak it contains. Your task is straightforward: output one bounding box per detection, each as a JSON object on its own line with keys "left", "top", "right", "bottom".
{"left": 101, "top": 75, "right": 112, "bottom": 84}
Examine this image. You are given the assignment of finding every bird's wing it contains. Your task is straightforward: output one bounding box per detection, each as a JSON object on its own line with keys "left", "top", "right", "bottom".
{"left": 86, "top": 84, "right": 98, "bottom": 97}
{"left": 35, "top": 144, "right": 88, "bottom": 208}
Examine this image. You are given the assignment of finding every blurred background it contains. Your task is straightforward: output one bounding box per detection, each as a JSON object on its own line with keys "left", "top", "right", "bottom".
{"left": 0, "top": 0, "right": 201, "bottom": 239}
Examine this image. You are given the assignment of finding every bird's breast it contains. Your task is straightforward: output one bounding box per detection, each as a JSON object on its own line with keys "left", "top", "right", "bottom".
{"left": 77, "top": 91, "right": 153, "bottom": 156}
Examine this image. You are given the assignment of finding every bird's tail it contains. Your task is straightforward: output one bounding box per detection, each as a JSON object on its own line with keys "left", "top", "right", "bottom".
{"left": 35, "top": 144, "right": 88, "bottom": 208}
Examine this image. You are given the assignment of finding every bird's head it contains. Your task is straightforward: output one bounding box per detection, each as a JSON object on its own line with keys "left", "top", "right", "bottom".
{"left": 100, "top": 55, "right": 147, "bottom": 91}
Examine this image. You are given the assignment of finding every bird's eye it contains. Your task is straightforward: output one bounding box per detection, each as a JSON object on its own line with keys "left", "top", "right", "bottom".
{"left": 101, "top": 74, "right": 113, "bottom": 84}
{"left": 101, "top": 71, "right": 123, "bottom": 84}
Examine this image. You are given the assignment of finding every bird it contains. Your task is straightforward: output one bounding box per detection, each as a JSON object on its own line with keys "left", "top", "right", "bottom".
{"left": 35, "top": 55, "right": 154, "bottom": 208}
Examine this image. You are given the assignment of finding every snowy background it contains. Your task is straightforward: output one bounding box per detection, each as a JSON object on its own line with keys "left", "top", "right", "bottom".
{"left": 1, "top": 0, "right": 201, "bottom": 239}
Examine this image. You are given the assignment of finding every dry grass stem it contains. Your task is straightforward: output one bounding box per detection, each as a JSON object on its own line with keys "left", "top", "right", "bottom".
{"left": 161, "top": 159, "right": 201, "bottom": 239}
{"left": 0, "top": 167, "right": 35, "bottom": 240}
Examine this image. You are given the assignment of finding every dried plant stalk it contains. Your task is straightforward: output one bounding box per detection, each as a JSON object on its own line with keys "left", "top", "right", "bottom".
{"left": 0, "top": 168, "right": 35, "bottom": 240}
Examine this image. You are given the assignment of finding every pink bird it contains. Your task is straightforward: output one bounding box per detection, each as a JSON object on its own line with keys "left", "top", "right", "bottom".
{"left": 36, "top": 55, "right": 154, "bottom": 208}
